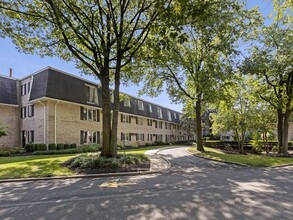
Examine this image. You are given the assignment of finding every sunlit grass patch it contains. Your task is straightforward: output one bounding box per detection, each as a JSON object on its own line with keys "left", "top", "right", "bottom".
{"left": 188, "top": 147, "right": 293, "bottom": 167}
{"left": 0, "top": 155, "right": 75, "bottom": 179}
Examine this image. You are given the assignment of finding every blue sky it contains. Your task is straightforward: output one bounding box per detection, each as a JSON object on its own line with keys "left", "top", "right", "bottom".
{"left": 0, "top": 0, "right": 273, "bottom": 112}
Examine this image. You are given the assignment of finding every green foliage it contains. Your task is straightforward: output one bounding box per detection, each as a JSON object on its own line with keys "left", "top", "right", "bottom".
{"left": 37, "top": 144, "right": 47, "bottom": 151}
{"left": 48, "top": 144, "right": 57, "bottom": 151}
{"left": 0, "top": 155, "right": 74, "bottom": 179}
{"left": 0, "top": 147, "right": 24, "bottom": 157}
{"left": 33, "top": 144, "right": 100, "bottom": 155}
{"left": 57, "top": 144, "right": 64, "bottom": 150}
{"left": 64, "top": 144, "right": 70, "bottom": 150}
{"left": 0, "top": 127, "right": 6, "bottom": 138}
{"left": 63, "top": 153, "right": 149, "bottom": 170}
{"left": 188, "top": 147, "right": 293, "bottom": 167}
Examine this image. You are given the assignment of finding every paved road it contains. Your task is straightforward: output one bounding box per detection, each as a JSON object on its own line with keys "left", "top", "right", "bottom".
{"left": 1, "top": 147, "right": 293, "bottom": 220}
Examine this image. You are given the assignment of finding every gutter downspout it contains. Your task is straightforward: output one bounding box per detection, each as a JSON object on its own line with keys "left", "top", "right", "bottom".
{"left": 54, "top": 101, "right": 60, "bottom": 145}
{"left": 38, "top": 100, "right": 46, "bottom": 147}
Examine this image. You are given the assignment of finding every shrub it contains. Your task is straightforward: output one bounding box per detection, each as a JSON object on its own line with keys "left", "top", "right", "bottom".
{"left": 57, "top": 144, "right": 64, "bottom": 150}
{"left": 251, "top": 139, "right": 263, "bottom": 155}
{"left": 63, "top": 153, "right": 149, "bottom": 169}
{"left": 0, "top": 147, "right": 25, "bottom": 156}
{"left": 154, "top": 141, "right": 165, "bottom": 146}
{"left": 33, "top": 144, "right": 39, "bottom": 152}
{"left": 24, "top": 144, "right": 33, "bottom": 152}
{"left": 38, "top": 144, "right": 47, "bottom": 151}
{"left": 48, "top": 144, "right": 57, "bottom": 151}
{"left": 70, "top": 143, "right": 77, "bottom": 149}
{"left": 145, "top": 143, "right": 151, "bottom": 147}
{"left": 64, "top": 144, "right": 71, "bottom": 149}
{"left": 33, "top": 145, "right": 100, "bottom": 155}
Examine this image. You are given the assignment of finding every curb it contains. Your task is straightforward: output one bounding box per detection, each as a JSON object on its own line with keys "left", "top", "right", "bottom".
{"left": 185, "top": 148, "right": 251, "bottom": 167}
{"left": 0, "top": 170, "right": 160, "bottom": 183}
{"left": 0, "top": 147, "right": 173, "bottom": 183}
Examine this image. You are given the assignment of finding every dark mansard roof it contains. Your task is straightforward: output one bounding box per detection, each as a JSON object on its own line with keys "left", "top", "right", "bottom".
{"left": 28, "top": 67, "right": 181, "bottom": 123}
{"left": 0, "top": 75, "right": 18, "bottom": 106}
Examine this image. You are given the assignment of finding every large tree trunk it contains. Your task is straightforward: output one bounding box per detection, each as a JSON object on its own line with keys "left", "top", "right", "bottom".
{"left": 195, "top": 96, "right": 204, "bottom": 152}
{"left": 100, "top": 72, "right": 112, "bottom": 157}
{"left": 277, "top": 109, "right": 284, "bottom": 154}
{"left": 283, "top": 110, "right": 290, "bottom": 154}
{"left": 239, "top": 127, "right": 245, "bottom": 154}
{"left": 110, "top": 51, "right": 122, "bottom": 157}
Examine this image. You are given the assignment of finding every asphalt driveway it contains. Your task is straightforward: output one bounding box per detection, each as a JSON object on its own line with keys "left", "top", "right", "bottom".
{"left": 0, "top": 147, "right": 292, "bottom": 220}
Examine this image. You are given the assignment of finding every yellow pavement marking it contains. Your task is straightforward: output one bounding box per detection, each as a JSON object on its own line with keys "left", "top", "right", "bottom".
{"left": 100, "top": 181, "right": 136, "bottom": 188}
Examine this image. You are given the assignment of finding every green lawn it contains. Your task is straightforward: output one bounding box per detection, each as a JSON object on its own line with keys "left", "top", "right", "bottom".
{"left": 0, "top": 145, "right": 170, "bottom": 179}
{"left": 0, "top": 154, "right": 75, "bottom": 179}
{"left": 188, "top": 147, "right": 293, "bottom": 167}
{"left": 118, "top": 145, "right": 170, "bottom": 154}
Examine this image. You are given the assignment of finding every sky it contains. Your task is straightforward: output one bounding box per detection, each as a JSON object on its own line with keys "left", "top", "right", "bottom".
{"left": 0, "top": 0, "right": 273, "bottom": 112}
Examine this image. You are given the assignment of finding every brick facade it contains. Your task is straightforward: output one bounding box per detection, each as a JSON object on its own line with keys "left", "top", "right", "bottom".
{"left": 0, "top": 67, "right": 193, "bottom": 148}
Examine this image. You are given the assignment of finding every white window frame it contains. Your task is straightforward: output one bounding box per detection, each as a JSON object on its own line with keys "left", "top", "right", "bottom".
{"left": 174, "top": 112, "right": 177, "bottom": 119}
{"left": 124, "top": 99, "right": 131, "bottom": 107}
{"left": 28, "top": 105, "right": 34, "bottom": 117}
{"left": 167, "top": 110, "right": 172, "bottom": 121}
{"left": 149, "top": 104, "right": 152, "bottom": 112}
{"left": 138, "top": 100, "right": 144, "bottom": 110}
{"left": 86, "top": 85, "right": 98, "bottom": 104}
{"left": 157, "top": 107, "right": 163, "bottom": 119}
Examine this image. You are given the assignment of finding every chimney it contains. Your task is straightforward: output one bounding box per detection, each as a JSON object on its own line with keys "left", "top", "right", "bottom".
{"left": 9, "top": 68, "right": 12, "bottom": 78}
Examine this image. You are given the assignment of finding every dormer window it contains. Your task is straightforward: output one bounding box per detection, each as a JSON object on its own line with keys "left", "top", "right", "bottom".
{"left": 124, "top": 99, "right": 131, "bottom": 107}
{"left": 138, "top": 100, "right": 144, "bottom": 110}
{"left": 167, "top": 110, "right": 172, "bottom": 121}
{"left": 149, "top": 104, "right": 152, "bottom": 112}
{"left": 174, "top": 112, "right": 177, "bottom": 119}
{"left": 157, "top": 107, "right": 162, "bottom": 119}
{"left": 86, "top": 85, "right": 98, "bottom": 104}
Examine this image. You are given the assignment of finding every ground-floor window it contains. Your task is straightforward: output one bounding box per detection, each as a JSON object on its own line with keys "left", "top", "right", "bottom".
{"left": 93, "top": 131, "right": 100, "bottom": 144}
{"left": 121, "top": 133, "right": 131, "bottom": 141}
{"left": 136, "top": 133, "right": 144, "bottom": 141}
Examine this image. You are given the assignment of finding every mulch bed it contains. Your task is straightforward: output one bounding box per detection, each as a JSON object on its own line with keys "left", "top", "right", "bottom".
{"left": 72, "top": 160, "right": 151, "bottom": 174}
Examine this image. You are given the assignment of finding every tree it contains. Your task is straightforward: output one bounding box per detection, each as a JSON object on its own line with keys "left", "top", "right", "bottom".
{"left": 137, "top": 0, "right": 260, "bottom": 152}
{"left": 212, "top": 77, "right": 258, "bottom": 153}
{"left": 0, "top": 126, "right": 6, "bottom": 138}
{"left": 241, "top": 4, "right": 293, "bottom": 154}
{"left": 0, "top": 0, "right": 168, "bottom": 157}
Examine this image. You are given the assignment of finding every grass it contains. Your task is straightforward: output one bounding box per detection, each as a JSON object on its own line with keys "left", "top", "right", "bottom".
{"left": 118, "top": 145, "right": 170, "bottom": 154}
{"left": 0, "top": 145, "right": 169, "bottom": 179}
{"left": 0, "top": 154, "right": 75, "bottom": 179}
{"left": 188, "top": 147, "right": 293, "bottom": 167}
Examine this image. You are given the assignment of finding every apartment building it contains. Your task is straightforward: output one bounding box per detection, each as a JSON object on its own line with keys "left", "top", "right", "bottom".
{"left": 0, "top": 67, "right": 192, "bottom": 148}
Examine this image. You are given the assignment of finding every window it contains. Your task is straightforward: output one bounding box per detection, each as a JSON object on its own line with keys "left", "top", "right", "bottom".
{"left": 157, "top": 107, "right": 162, "bottom": 119}
{"left": 174, "top": 112, "right": 177, "bottom": 119}
{"left": 28, "top": 105, "right": 34, "bottom": 117}
{"left": 93, "top": 131, "right": 100, "bottom": 144}
{"left": 147, "top": 119, "right": 152, "bottom": 126}
{"left": 136, "top": 133, "right": 144, "bottom": 141}
{"left": 21, "top": 84, "right": 26, "bottom": 96}
{"left": 138, "top": 100, "right": 144, "bottom": 110}
{"left": 154, "top": 120, "right": 158, "bottom": 128}
{"left": 80, "top": 107, "right": 100, "bottom": 122}
{"left": 167, "top": 110, "right": 172, "bottom": 121}
{"left": 149, "top": 104, "right": 152, "bottom": 112}
{"left": 27, "top": 130, "right": 34, "bottom": 143}
{"left": 80, "top": 130, "right": 88, "bottom": 144}
{"left": 86, "top": 85, "right": 98, "bottom": 104}
{"left": 124, "top": 99, "right": 131, "bottom": 107}
{"left": 121, "top": 114, "right": 131, "bottom": 123}
{"left": 21, "top": 107, "right": 26, "bottom": 119}
{"left": 136, "top": 117, "right": 143, "bottom": 125}
{"left": 121, "top": 133, "right": 131, "bottom": 141}
{"left": 158, "top": 121, "right": 163, "bottom": 129}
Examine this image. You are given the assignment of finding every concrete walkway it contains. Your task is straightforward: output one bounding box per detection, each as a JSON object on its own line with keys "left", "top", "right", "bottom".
{"left": 145, "top": 148, "right": 171, "bottom": 172}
